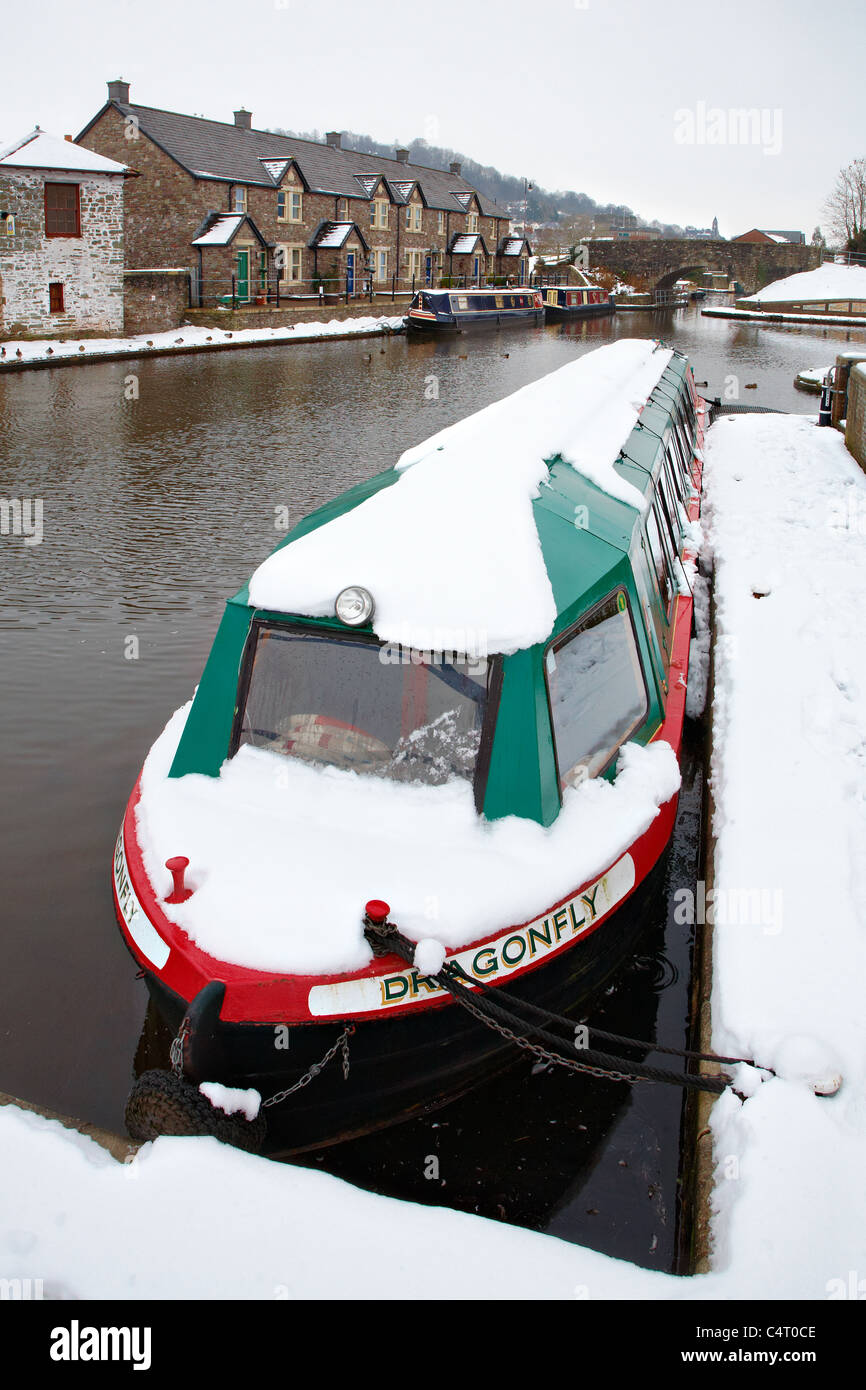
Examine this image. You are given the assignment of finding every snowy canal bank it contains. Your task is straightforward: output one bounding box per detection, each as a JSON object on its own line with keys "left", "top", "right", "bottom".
{"left": 0, "top": 315, "right": 406, "bottom": 371}
{"left": 2, "top": 409, "right": 865, "bottom": 1299}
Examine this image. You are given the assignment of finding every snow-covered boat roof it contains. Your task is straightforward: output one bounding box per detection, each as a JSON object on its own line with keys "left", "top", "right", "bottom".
{"left": 247, "top": 339, "right": 675, "bottom": 654}
{"left": 0, "top": 128, "right": 129, "bottom": 174}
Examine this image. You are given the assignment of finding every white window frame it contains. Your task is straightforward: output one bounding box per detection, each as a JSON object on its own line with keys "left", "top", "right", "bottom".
{"left": 232, "top": 186, "right": 247, "bottom": 214}
{"left": 375, "top": 249, "right": 388, "bottom": 282}
{"left": 277, "top": 243, "right": 303, "bottom": 283}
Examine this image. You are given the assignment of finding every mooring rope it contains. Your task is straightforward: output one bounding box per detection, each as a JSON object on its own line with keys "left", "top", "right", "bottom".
{"left": 363, "top": 915, "right": 757, "bottom": 1095}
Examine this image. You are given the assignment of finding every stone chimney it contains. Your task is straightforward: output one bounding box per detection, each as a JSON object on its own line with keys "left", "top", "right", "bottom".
{"left": 396, "top": 147, "right": 409, "bottom": 164}
{"left": 234, "top": 108, "right": 252, "bottom": 130}
{"left": 326, "top": 131, "right": 342, "bottom": 149}
{"left": 449, "top": 161, "right": 462, "bottom": 176}
{"left": 108, "top": 79, "right": 130, "bottom": 104}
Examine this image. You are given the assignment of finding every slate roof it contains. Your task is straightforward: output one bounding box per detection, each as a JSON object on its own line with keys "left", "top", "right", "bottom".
{"left": 77, "top": 101, "right": 509, "bottom": 218}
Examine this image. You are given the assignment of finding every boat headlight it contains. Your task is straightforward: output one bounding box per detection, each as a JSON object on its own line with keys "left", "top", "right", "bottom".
{"left": 335, "top": 585, "right": 375, "bottom": 627}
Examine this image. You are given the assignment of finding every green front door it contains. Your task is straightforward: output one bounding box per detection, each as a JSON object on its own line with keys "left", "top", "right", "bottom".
{"left": 236, "top": 249, "right": 250, "bottom": 302}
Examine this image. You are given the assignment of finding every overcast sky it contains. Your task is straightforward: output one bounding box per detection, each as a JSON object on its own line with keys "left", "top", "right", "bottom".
{"left": 3, "top": 0, "right": 863, "bottom": 236}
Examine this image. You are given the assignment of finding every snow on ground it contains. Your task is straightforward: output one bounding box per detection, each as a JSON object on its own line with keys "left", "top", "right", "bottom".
{"left": 0, "top": 317, "right": 406, "bottom": 366}
{"left": 249, "top": 340, "right": 672, "bottom": 652}
{"left": 136, "top": 707, "right": 680, "bottom": 975}
{"left": 3, "top": 412, "right": 866, "bottom": 1301}
{"left": 741, "top": 262, "right": 866, "bottom": 305}
{"left": 700, "top": 412, "right": 866, "bottom": 1295}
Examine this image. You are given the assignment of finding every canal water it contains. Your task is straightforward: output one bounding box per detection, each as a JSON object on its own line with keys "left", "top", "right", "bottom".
{"left": 1, "top": 303, "right": 861, "bottom": 1270}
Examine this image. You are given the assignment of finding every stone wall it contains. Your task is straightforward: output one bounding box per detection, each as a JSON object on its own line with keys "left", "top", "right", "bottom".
{"left": 845, "top": 363, "right": 866, "bottom": 469}
{"left": 124, "top": 268, "right": 190, "bottom": 334}
{"left": 183, "top": 300, "right": 407, "bottom": 330}
{"left": 586, "top": 237, "right": 820, "bottom": 295}
{"left": 0, "top": 168, "right": 123, "bottom": 337}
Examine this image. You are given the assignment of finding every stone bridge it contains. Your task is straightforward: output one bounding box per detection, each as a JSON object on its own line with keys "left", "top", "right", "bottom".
{"left": 585, "top": 238, "right": 820, "bottom": 296}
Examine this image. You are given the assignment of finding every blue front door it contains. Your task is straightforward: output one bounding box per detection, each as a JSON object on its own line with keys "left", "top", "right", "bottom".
{"left": 425, "top": 255, "right": 432, "bottom": 286}
{"left": 347, "top": 253, "right": 355, "bottom": 295}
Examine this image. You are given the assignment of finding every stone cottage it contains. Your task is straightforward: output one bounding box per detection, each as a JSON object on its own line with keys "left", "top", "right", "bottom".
{"left": 76, "top": 80, "right": 511, "bottom": 303}
{"left": 0, "top": 128, "right": 129, "bottom": 337}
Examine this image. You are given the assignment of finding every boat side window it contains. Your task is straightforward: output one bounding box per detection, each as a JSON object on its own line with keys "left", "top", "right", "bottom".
{"left": 657, "top": 465, "right": 682, "bottom": 556}
{"left": 545, "top": 591, "right": 649, "bottom": 792}
{"left": 235, "top": 625, "right": 495, "bottom": 799}
{"left": 646, "top": 503, "right": 675, "bottom": 618}
{"left": 664, "top": 440, "right": 688, "bottom": 504}
{"left": 456, "top": 296, "right": 469, "bottom": 310}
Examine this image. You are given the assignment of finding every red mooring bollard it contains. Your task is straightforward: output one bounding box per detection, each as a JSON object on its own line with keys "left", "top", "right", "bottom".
{"left": 165, "top": 856, "right": 193, "bottom": 904}
{"left": 365, "top": 899, "right": 391, "bottom": 924}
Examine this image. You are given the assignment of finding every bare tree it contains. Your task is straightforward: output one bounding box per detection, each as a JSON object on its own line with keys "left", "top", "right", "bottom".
{"left": 823, "top": 159, "right": 866, "bottom": 249}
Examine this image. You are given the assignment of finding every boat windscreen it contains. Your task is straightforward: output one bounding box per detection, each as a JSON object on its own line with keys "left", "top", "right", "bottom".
{"left": 237, "top": 626, "right": 490, "bottom": 789}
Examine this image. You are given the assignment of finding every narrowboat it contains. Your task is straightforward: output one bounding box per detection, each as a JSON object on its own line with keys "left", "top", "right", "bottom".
{"left": 539, "top": 274, "right": 614, "bottom": 321}
{"left": 114, "top": 339, "right": 707, "bottom": 1151}
{"left": 407, "top": 285, "right": 544, "bottom": 333}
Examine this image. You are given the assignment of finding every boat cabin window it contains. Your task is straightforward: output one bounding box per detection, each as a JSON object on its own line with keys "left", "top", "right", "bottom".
{"left": 656, "top": 464, "right": 682, "bottom": 557}
{"left": 545, "top": 591, "right": 648, "bottom": 791}
{"left": 645, "top": 503, "right": 676, "bottom": 618}
{"left": 236, "top": 626, "right": 492, "bottom": 795}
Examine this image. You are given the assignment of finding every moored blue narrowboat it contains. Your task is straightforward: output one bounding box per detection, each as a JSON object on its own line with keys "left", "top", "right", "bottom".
{"left": 407, "top": 285, "right": 544, "bottom": 333}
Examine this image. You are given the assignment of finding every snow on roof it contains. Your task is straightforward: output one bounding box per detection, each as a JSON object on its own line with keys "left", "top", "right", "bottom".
{"left": 354, "top": 174, "right": 380, "bottom": 197}
{"left": 501, "top": 237, "right": 527, "bottom": 256}
{"left": 743, "top": 262, "right": 866, "bottom": 304}
{"left": 452, "top": 191, "right": 473, "bottom": 210}
{"left": 259, "top": 156, "right": 291, "bottom": 183}
{"left": 0, "top": 128, "right": 129, "bottom": 174}
{"left": 389, "top": 180, "right": 415, "bottom": 201}
{"left": 247, "top": 340, "right": 673, "bottom": 655}
{"left": 311, "top": 221, "right": 355, "bottom": 249}
{"left": 450, "top": 233, "right": 479, "bottom": 254}
{"left": 191, "top": 214, "right": 245, "bottom": 246}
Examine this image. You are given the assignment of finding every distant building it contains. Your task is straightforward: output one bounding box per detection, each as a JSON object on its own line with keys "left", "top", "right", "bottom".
{"left": 0, "top": 128, "right": 129, "bottom": 336}
{"left": 731, "top": 228, "right": 805, "bottom": 245}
